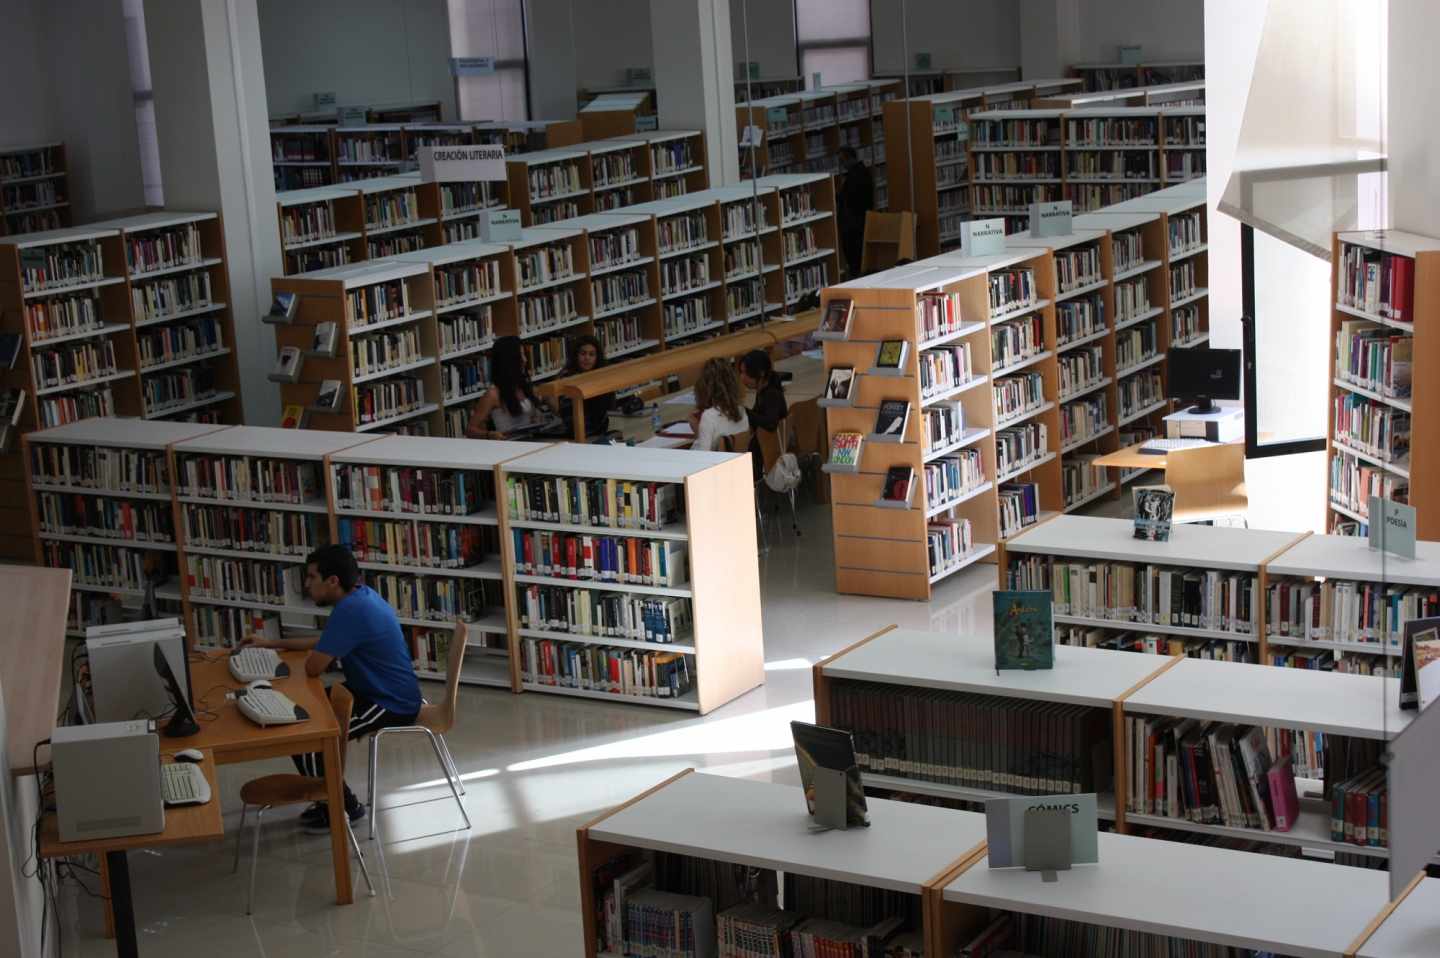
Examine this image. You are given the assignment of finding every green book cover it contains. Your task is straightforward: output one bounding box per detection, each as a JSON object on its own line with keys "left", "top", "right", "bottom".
{"left": 993, "top": 590, "right": 1054, "bottom": 670}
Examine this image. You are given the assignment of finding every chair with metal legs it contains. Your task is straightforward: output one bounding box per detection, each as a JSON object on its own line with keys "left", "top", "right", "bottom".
{"left": 366, "top": 621, "right": 472, "bottom": 840}
{"left": 231, "top": 685, "right": 375, "bottom": 915}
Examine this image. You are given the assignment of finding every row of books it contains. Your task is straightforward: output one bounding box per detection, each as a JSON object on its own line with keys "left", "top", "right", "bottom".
{"left": 1118, "top": 369, "right": 1164, "bottom": 420}
{"left": 363, "top": 189, "right": 420, "bottom": 230}
{"left": 999, "top": 480, "right": 1041, "bottom": 538}
{"left": 665, "top": 296, "right": 715, "bottom": 340}
{"left": 523, "top": 336, "right": 567, "bottom": 378}
{"left": 1332, "top": 393, "right": 1408, "bottom": 461}
{"left": 1338, "top": 242, "right": 1413, "bottom": 322}
{"left": 1007, "top": 557, "right": 1262, "bottom": 634}
{"left": 1055, "top": 245, "right": 1101, "bottom": 292}
{"left": 517, "top": 287, "right": 578, "bottom": 334}
{"left": 504, "top": 475, "right": 680, "bottom": 531}
{"left": 1055, "top": 294, "right": 1104, "bottom": 345}
{"left": 993, "top": 371, "right": 1045, "bottom": 422}
{"left": 1168, "top": 211, "right": 1204, "bottom": 254}
{"left": 1059, "top": 625, "right": 1256, "bottom": 664}
{"left": 973, "top": 118, "right": 1055, "bottom": 147}
{"left": 181, "top": 504, "right": 322, "bottom": 557}
{"left": 37, "top": 493, "right": 172, "bottom": 543}
{"left": 927, "top": 516, "right": 974, "bottom": 575}
{"left": 925, "top": 450, "right": 984, "bottom": 510}
{"left": 721, "top": 199, "right": 768, "bottom": 239}
{"left": 516, "top": 243, "right": 574, "bottom": 288}
{"left": 1111, "top": 229, "right": 1145, "bottom": 272}
{"left": 435, "top": 259, "right": 502, "bottom": 306}
{"left": 38, "top": 387, "right": 114, "bottom": 429}
{"left": 279, "top": 203, "right": 336, "bottom": 245}
{"left": 1265, "top": 577, "right": 1438, "bottom": 648}
{"left": 526, "top": 161, "right": 583, "bottom": 200}
{"left": 131, "top": 271, "right": 214, "bottom": 324}
{"left": 1329, "top": 449, "right": 1407, "bottom": 515}
{"left": 45, "top": 541, "right": 154, "bottom": 593}
{"left": 995, "top": 421, "right": 1048, "bottom": 476}
{"left": 332, "top": 463, "right": 486, "bottom": 516}
{"left": 918, "top": 344, "right": 974, "bottom": 399}
{"left": 337, "top": 134, "right": 402, "bottom": 164}
{"left": 18, "top": 241, "right": 105, "bottom": 293}
{"left": 1059, "top": 393, "right": 1108, "bottom": 446}
{"left": 1068, "top": 151, "right": 1158, "bottom": 179}
{"left": 31, "top": 444, "right": 170, "bottom": 494}
{"left": 338, "top": 518, "right": 486, "bottom": 570}
{"left": 917, "top": 290, "right": 964, "bottom": 342}
{"left": 347, "top": 279, "right": 411, "bottom": 327}
{"left": 439, "top": 308, "right": 493, "bottom": 356}
{"left": 1335, "top": 320, "right": 1412, "bottom": 399}
{"left": 124, "top": 222, "right": 203, "bottom": 275}
{"left": 186, "top": 555, "right": 301, "bottom": 606}
{"left": 511, "top": 530, "right": 687, "bottom": 587}
{"left": 1057, "top": 344, "right": 1104, "bottom": 398}
{"left": 351, "top": 326, "right": 424, "bottom": 378}
{"left": 367, "top": 229, "right": 427, "bottom": 259}
{"left": 1115, "top": 319, "right": 1159, "bottom": 371}
{"left": 661, "top": 255, "right": 712, "bottom": 296}
{"left": 31, "top": 339, "right": 117, "bottom": 391}
{"left": 723, "top": 239, "right": 762, "bottom": 278}
{"left": 1172, "top": 304, "right": 1203, "bottom": 344}
{"left": 779, "top": 188, "right": 816, "bottom": 222}
{"left": 353, "top": 376, "right": 427, "bottom": 426}
{"left": 974, "top": 183, "right": 1060, "bottom": 212}
{"left": 1061, "top": 456, "right": 1108, "bottom": 506}
{"left": 369, "top": 572, "right": 486, "bottom": 622}
{"left": 783, "top": 262, "right": 828, "bottom": 302}
{"left": 192, "top": 605, "right": 281, "bottom": 650}
{"left": 177, "top": 454, "right": 322, "bottom": 506}
{"left": 442, "top": 357, "right": 489, "bottom": 404}
{"left": 593, "top": 270, "right": 650, "bottom": 315}
{"left": 136, "top": 318, "right": 225, "bottom": 369}
{"left": 1067, "top": 117, "right": 1158, "bottom": 146}
{"left": 973, "top": 151, "right": 1060, "bottom": 179}
{"left": 24, "top": 293, "right": 102, "bottom": 342}
{"left": 518, "top": 584, "right": 691, "bottom": 643}
{"left": 1115, "top": 275, "right": 1151, "bottom": 321}
{"left": 990, "top": 314, "right": 1044, "bottom": 370}
{"left": 519, "top": 638, "right": 692, "bottom": 698}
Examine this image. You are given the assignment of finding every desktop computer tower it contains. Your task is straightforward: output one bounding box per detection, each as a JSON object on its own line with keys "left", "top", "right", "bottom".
{"left": 86, "top": 622, "right": 190, "bottom": 724}
{"left": 51, "top": 721, "right": 163, "bottom": 842}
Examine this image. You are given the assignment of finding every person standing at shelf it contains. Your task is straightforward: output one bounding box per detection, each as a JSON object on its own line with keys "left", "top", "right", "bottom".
{"left": 688, "top": 358, "right": 750, "bottom": 452}
{"left": 236, "top": 545, "right": 421, "bottom": 833}
{"left": 739, "top": 349, "right": 787, "bottom": 476}
{"left": 836, "top": 146, "right": 874, "bottom": 280}
{"left": 464, "top": 335, "right": 561, "bottom": 439}
{"left": 560, "top": 333, "right": 615, "bottom": 439}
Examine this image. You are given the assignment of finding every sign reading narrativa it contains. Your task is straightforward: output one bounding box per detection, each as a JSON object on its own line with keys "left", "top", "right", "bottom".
{"left": 419, "top": 145, "right": 507, "bottom": 182}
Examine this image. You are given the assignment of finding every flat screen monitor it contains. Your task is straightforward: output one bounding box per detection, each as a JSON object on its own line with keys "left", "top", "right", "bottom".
{"left": 1166, "top": 346, "right": 1241, "bottom": 412}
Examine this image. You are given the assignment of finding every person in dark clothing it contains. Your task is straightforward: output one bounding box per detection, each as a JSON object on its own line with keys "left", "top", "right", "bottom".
{"left": 560, "top": 333, "right": 614, "bottom": 438}
{"left": 836, "top": 146, "right": 874, "bottom": 279}
{"left": 739, "top": 349, "right": 787, "bottom": 479}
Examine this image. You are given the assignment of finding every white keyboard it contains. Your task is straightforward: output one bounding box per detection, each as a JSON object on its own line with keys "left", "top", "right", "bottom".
{"left": 237, "top": 688, "right": 309, "bottom": 726}
{"left": 1139, "top": 438, "right": 1213, "bottom": 455}
{"left": 161, "top": 762, "right": 212, "bottom": 806}
{"left": 228, "top": 647, "right": 289, "bottom": 683}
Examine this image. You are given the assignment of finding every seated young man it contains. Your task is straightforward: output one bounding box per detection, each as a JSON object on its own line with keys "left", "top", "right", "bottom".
{"left": 238, "top": 544, "right": 422, "bottom": 832}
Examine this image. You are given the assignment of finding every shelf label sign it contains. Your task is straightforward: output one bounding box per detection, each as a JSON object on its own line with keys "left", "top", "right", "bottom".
{"left": 636, "top": 114, "right": 659, "bottom": 132}
{"left": 418, "top": 145, "right": 507, "bottom": 183}
{"left": 961, "top": 218, "right": 1006, "bottom": 257}
{"left": 1030, "top": 200, "right": 1073, "bottom": 238}
{"left": 740, "top": 125, "right": 765, "bottom": 148}
{"left": 915, "top": 52, "right": 932, "bottom": 70}
{"left": 337, "top": 105, "right": 368, "bottom": 126}
{"left": 626, "top": 66, "right": 653, "bottom": 84}
{"left": 1369, "top": 496, "right": 1417, "bottom": 560}
{"left": 451, "top": 56, "right": 496, "bottom": 77}
{"left": 985, "top": 794, "right": 1099, "bottom": 868}
{"left": 480, "top": 208, "right": 522, "bottom": 242}
{"left": 766, "top": 107, "right": 788, "bottom": 129}
{"left": 313, "top": 91, "right": 336, "bottom": 109}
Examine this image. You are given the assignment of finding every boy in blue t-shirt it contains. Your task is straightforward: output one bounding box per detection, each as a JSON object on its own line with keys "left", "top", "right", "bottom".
{"left": 237, "top": 544, "right": 422, "bottom": 832}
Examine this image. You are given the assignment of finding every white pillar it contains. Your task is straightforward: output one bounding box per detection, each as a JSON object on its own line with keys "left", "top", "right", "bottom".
{"left": 1388, "top": 0, "right": 1437, "bottom": 235}
{"left": 143, "top": 0, "right": 283, "bottom": 427}
{"left": 1018, "top": 0, "right": 1080, "bottom": 79}
{"left": 524, "top": 0, "right": 579, "bottom": 120}
{"left": 650, "top": 0, "right": 739, "bottom": 183}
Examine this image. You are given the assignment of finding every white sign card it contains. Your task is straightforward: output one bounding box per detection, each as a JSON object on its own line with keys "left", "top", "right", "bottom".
{"left": 451, "top": 56, "right": 496, "bottom": 77}
{"left": 418, "top": 145, "right": 507, "bottom": 183}
{"left": 985, "top": 794, "right": 1100, "bottom": 868}
{"left": 337, "top": 106, "right": 368, "bottom": 126}
{"left": 1029, "top": 200, "right": 1074, "bottom": 238}
{"left": 479, "top": 208, "right": 522, "bottom": 243}
{"left": 635, "top": 114, "right": 659, "bottom": 132}
{"left": 739, "top": 126, "right": 765, "bottom": 148}
{"left": 313, "top": 91, "right": 336, "bottom": 108}
{"left": 961, "top": 218, "right": 1007, "bottom": 256}
{"left": 1368, "top": 496, "right": 1417, "bottom": 560}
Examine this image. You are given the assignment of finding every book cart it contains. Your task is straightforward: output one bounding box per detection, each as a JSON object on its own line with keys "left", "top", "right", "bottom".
{"left": 1327, "top": 229, "right": 1440, "bottom": 539}
{"left": 0, "top": 142, "right": 71, "bottom": 236}
{"left": 578, "top": 768, "right": 1405, "bottom": 958}
{"left": 498, "top": 442, "right": 763, "bottom": 713}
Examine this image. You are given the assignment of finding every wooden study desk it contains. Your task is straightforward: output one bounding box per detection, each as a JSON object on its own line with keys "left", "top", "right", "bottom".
{"left": 41, "top": 751, "right": 223, "bottom": 958}
{"left": 541, "top": 309, "right": 822, "bottom": 441}
{"left": 1093, "top": 438, "right": 1243, "bottom": 472}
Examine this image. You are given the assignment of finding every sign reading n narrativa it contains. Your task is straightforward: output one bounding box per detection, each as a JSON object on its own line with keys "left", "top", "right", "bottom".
{"left": 961, "top": 218, "right": 1006, "bottom": 256}
{"left": 1029, "top": 200, "right": 1073, "bottom": 238}
{"left": 418, "top": 145, "right": 507, "bottom": 183}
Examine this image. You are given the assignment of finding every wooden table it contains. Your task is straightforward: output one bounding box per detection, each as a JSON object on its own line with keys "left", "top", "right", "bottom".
{"left": 541, "top": 309, "right": 821, "bottom": 441}
{"left": 40, "top": 751, "right": 223, "bottom": 958}
{"left": 1093, "top": 438, "right": 1241, "bottom": 472}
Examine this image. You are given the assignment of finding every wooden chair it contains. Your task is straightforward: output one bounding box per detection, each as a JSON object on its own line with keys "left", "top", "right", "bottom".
{"left": 232, "top": 685, "right": 374, "bottom": 914}
{"left": 754, "top": 419, "right": 801, "bottom": 545}
{"left": 365, "top": 621, "right": 471, "bottom": 840}
{"left": 1166, "top": 443, "right": 1249, "bottom": 525}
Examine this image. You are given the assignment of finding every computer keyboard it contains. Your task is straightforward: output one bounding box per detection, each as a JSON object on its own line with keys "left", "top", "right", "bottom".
{"left": 1139, "top": 438, "right": 1214, "bottom": 455}
{"left": 160, "top": 762, "right": 212, "bottom": 806}
{"left": 228, "top": 647, "right": 289, "bottom": 683}
{"left": 237, "top": 688, "right": 309, "bottom": 727}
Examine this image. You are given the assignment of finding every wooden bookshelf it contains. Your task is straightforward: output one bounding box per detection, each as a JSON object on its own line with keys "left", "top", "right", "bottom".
{"left": 327, "top": 433, "right": 538, "bottom": 688}
{"left": 0, "top": 143, "right": 71, "bottom": 236}
{"left": 271, "top": 260, "right": 441, "bottom": 436}
{"left": 509, "top": 226, "right": 591, "bottom": 380}
{"left": 499, "top": 441, "right": 763, "bottom": 713}
{"left": 350, "top": 175, "right": 443, "bottom": 260}
{"left": 402, "top": 123, "right": 510, "bottom": 242}
{"left": 536, "top": 212, "right": 662, "bottom": 363}
{"left": 969, "top": 108, "right": 1066, "bottom": 235}
{"left": 334, "top": 124, "right": 408, "bottom": 182}
{"left": 507, "top": 148, "right": 594, "bottom": 226}
{"left": 269, "top": 126, "right": 336, "bottom": 191}
{"left": 368, "top": 101, "right": 444, "bottom": 125}
{"left": 91, "top": 211, "right": 245, "bottom": 425}
{"left": 576, "top": 91, "right": 653, "bottom": 141}
{"left": 22, "top": 418, "right": 226, "bottom": 631}
{"left": 630, "top": 130, "right": 709, "bottom": 199}
{"left": 733, "top": 73, "right": 804, "bottom": 103}
{"left": 1060, "top": 106, "right": 1164, "bottom": 212}
{"left": 755, "top": 173, "right": 840, "bottom": 309}
{"left": 1327, "top": 229, "right": 1439, "bottom": 539}
{"left": 705, "top": 183, "right": 783, "bottom": 328}
{"left": 623, "top": 195, "right": 726, "bottom": 347}
{"left": 276, "top": 185, "right": 366, "bottom": 275}
{"left": 736, "top": 94, "right": 804, "bottom": 178}
{"left": 582, "top": 138, "right": 653, "bottom": 213}
{"left": 883, "top": 90, "right": 985, "bottom": 256}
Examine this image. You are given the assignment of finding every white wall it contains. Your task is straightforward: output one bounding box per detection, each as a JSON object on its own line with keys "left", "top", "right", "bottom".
{"left": 257, "top": 0, "right": 457, "bottom": 120}
{"left": 870, "top": 0, "right": 1020, "bottom": 75}
{"left": 575, "top": 0, "right": 654, "bottom": 91}
{"left": 1388, "top": 0, "right": 1434, "bottom": 235}
{"left": 0, "top": 0, "right": 56, "bottom": 147}
{"left": 524, "top": 0, "right": 579, "bottom": 119}
{"left": 730, "top": 0, "right": 797, "bottom": 81}
{"left": 1073, "top": 0, "right": 1203, "bottom": 64}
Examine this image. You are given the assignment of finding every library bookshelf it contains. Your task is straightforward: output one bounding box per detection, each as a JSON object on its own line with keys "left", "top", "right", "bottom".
{"left": 754, "top": 173, "right": 840, "bottom": 309}
{"left": 276, "top": 185, "right": 366, "bottom": 276}
{"left": 270, "top": 259, "right": 442, "bottom": 436}
{"left": 270, "top": 126, "right": 336, "bottom": 191}
{"left": 883, "top": 89, "right": 985, "bottom": 256}
{"left": 736, "top": 94, "right": 805, "bottom": 178}
{"left": 21, "top": 418, "right": 227, "bottom": 634}
{"left": 583, "top": 138, "right": 654, "bottom": 213}
{"left": 498, "top": 441, "right": 763, "bottom": 713}
{"left": 623, "top": 195, "right": 727, "bottom": 347}
{"left": 0, "top": 143, "right": 71, "bottom": 236}
{"left": 733, "top": 73, "right": 804, "bottom": 103}
{"left": 89, "top": 211, "right": 245, "bottom": 426}
{"left": 1073, "top": 61, "right": 1205, "bottom": 92}
{"left": 334, "top": 124, "right": 408, "bottom": 182}
{"left": 815, "top": 620, "right": 1418, "bottom": 863}
{"left": 327, "top": 433, "right": 536, "bottom": 688}
{"left": 350, "top": 175, "right": 443, "bottom": 260}
{"left": 578, "top": 767, "right": 1400, "bottom": 958}
{"left": 706, "top": 183, "right": 784, "bottom": 328}
{"left": 509, "top": 226, "right": 592, "bottom": 380}
{"left": 630, "top": 129, "right": 709, "bottom": 199}
{"left": 535, "top": 213, "right": 663, "bottom": 363}
{"left": 1327, "top": 229, "right": 1439, "bottom": 539}
{"left": 507, "top": 148, "right": 595, "bottom": 226}
{"left": 576, "top": 91, "right": 654, "bottom": 141}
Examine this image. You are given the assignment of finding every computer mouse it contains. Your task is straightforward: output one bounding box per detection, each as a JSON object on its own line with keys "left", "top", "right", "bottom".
{"left": 247, "top": 679, "right": 273, "bottom": 691}
{"left": 173, "top": 749, "right": 204, "bottom": 763}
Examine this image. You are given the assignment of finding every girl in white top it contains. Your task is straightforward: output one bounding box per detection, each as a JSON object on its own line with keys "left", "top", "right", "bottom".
{"left": 689, "top": 358, "right": 750, "bottom": 452}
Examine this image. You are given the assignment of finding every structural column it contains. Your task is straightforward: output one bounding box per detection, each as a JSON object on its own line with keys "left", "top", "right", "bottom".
{"left": 1017, "top": 0, "right": 1080, "bottom": 80}
{"left": 649, "top": 0, "right": 739, "bottom": 184}
{"left": 143, "top": 0, "right": 283, "bottom": 426}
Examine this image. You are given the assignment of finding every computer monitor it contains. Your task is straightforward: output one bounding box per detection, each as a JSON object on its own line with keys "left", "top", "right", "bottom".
{"left": 87, "top": 625, "right": 191, "bottom": 725}
{"left": 152, "top": 644, "right": 200, "bottom": 738}
{"left": 1166, "top": 347, "right": 1241, "bottom": 413}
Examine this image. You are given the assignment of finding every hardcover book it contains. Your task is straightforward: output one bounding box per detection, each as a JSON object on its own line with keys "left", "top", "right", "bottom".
{"left": 823, "top": 366, "right": 855, "bottom": 403}
{"left": 993, "top": 590, "right": 1054, "bottom": 670}
{"left": 873, "top": 339, "right": 908, "bottom": 372}
{"left": 1133, "top": 486, "right": 1174, "bottom": 541}
{"left": 880, "top": 465, "right": 915, "bottom": 506}
{"left": 816, "top": 298, "right": 854, "bottom": 340}
{"left": 1401, "top": 616, "right": 1440, "bottom": 710}
{"left": 279, "top": 403, "right": 306, "bottom": 429}
{"left": 872, "top": 399, "right": 910, "bottom": 440}
{"left": 827, "top": 431, "right": 865, "bottom": 469}
{"left": 264, "top": 291, "right": 298, "bottom": 324}
{"left": 312, "top": 379, "right": 343, "bottom": 412}
{"left": 0, "top": 333, "right": 21, "bottom": 370}
{"left": 268, "top": 346, "right": 304, "bottom": 384}
{"left": 310, "top": 321, "right": 338, "bottom": 357}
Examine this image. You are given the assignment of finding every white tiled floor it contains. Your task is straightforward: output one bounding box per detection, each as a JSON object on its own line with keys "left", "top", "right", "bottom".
{"left": 55, "top": 495, "right": 1122, "bottom": 956}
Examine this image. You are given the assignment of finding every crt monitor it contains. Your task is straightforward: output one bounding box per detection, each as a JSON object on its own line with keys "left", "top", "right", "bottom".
{"left": 1166, "top": 347, "right": 1241, "bottom": 413}
{"left": 152, "top": 644, "right": 200, "bottom": 738}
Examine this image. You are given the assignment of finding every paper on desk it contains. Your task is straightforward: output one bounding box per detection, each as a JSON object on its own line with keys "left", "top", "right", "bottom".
{"left": 659, "top": 421, "right": 695, "bottom": 437}
{"left": 661, "top": 389, "right": 697, "bottom": 406}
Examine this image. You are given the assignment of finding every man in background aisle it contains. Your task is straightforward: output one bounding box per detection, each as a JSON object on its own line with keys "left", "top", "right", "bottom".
{"left": 238, "top": 545, "right": 423, "bottom": 833}
{"left": 836, "top": 146, "right": 874, "bottom": 279}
